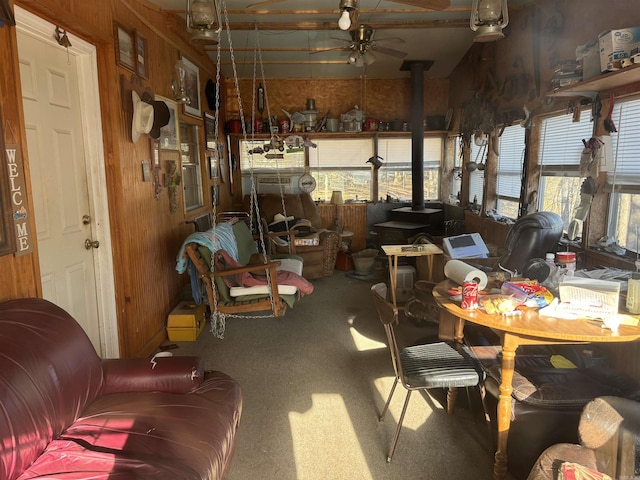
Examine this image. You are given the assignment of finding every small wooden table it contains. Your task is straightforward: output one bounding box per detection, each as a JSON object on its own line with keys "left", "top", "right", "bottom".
{"left": 382, "top": 244, "right": 443, "bottom": 306}
{"left": 432, "top": 279, "right": 640, "bottom": 480}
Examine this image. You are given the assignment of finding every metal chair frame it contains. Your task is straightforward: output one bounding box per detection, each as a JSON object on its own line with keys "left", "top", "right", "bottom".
{"left": 371, "top": 282, "right": 483, "bottom": 462}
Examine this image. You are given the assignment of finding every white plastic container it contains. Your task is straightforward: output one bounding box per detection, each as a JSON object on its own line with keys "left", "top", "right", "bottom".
{"left": 626, "top": 272, "right": 640, "bottom": 314}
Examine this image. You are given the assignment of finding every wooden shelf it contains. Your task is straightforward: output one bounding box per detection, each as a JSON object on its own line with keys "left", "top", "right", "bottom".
{"left": 548, "top": 64, "right": 640, "bottom": 97}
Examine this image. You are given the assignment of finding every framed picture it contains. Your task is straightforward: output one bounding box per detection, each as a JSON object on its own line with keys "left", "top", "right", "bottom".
{"left": 204, "top": 111, "right": 217, "bottom": 149}
{"left": 155, "top": 95, "right": 179, "bottom": 150}
{"left": 181, "top": 56, "right": 201, "bottom": 118}
{"left": 207, "top": 150, "right": 218, "bottom": 179}
{"left": 114, "top": 22, "right": 135, "bottom": 72}
{"left": 135, "top": 30, "right": 148, "bottom": 79}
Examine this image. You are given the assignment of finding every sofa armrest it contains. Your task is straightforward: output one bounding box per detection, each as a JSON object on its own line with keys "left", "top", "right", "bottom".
{"left": 579, "top": 396, "right": 640, "bottom": 450}
{"left": 101, "top": 356, "right": 204, "bottom": 395}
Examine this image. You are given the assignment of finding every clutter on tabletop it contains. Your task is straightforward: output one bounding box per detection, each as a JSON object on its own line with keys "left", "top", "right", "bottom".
{"left": 480, "top": 295, "right": 522, "bottom": 315}
{"left": 501, "top": 281, "right": 554, "bottom": 308}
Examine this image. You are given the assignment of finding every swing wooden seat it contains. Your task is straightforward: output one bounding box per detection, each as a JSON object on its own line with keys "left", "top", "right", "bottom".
{"left": 183, "top": 220, "right": 304, "bottom": 317}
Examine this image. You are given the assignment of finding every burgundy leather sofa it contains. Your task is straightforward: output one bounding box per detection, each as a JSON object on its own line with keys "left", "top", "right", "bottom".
{"left": 0, "top": 298, "right": 242, "bottom": 480}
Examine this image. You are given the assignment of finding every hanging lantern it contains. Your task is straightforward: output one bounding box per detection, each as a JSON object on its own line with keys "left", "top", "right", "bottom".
{"left": 470, "top": 0, "right": 509, "bottom": 43}
{"left": 186, "top": 0, "right": 221, "bottom": 43}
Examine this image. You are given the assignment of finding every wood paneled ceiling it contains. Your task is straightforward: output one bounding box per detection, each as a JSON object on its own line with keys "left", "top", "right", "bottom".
{"left": 146, "top": 0, "right": 526, "bottom": 79}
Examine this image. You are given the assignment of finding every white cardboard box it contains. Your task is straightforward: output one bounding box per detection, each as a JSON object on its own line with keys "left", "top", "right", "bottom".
{"left": 599, "top": 27, "right": 640, "bottom": 72}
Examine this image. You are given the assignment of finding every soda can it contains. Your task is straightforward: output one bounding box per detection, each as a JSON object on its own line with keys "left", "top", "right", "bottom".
{"left": 461, "top": 281, "right": 478, "bottom": 310}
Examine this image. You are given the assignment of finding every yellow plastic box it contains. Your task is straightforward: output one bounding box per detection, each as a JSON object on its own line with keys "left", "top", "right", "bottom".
{"left": 167, "top": 301, "right": 206, "bottom": 341}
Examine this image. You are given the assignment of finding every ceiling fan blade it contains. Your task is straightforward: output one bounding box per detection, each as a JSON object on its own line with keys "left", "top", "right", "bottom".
{"left": 371, "top": 45, "right": 407, "bottom": 59}
{"left": 246, "top": 0, "right": 285, "bottom": 8}
{"left": 310, "top": 47, "right": 351, "bottom": 55}
{"left": 387, "top": 0, "right": 450, "bottom": 9}
{"left": 373, "top": 37, "right": 406, "bottom": 45}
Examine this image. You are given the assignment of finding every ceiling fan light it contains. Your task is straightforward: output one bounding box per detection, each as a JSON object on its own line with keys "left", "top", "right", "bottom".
{"left": 363, "top": 51, "right": 376, "bottom": 65}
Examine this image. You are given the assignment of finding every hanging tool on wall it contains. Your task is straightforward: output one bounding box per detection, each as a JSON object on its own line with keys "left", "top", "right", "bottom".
{"left": 604, "top": 93, "right": 617, "bottom": 133}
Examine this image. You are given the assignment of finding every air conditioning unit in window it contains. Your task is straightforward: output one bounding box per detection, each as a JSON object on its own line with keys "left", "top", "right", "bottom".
{"left": 256, "top": 175, "right": 294, "bottom": 194}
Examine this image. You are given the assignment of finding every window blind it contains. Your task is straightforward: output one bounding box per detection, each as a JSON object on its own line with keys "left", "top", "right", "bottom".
{"left": 497, "top": 125, "right": 525, "bottom": 200}
{"left": 609, "top": 96, "right": 640, "bottom": 188}
{"left": 378, "top": 137, "right": 441, "bottom": 170}
{"left": 240, "top": 140, "right": 305, "bottom": 171}
{"left": 539, "top": 110, "right": 593, "bottom": 175}
{"left": 315, "top": 138, "right": 373, "bottom": 168}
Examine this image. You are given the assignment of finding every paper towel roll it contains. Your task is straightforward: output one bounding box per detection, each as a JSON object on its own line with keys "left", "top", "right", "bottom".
{"left": 444, "top": 259, "right": 488, "bottom": 290}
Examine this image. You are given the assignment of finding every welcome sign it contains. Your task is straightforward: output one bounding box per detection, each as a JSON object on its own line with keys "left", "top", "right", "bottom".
{"left": 5, "top": 144, "right": 33, "bottom": 255}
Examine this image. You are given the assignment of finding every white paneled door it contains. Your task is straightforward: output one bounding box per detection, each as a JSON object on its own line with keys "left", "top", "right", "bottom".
{"left": 16, "top": 8, "right": 118, "bottom": 357}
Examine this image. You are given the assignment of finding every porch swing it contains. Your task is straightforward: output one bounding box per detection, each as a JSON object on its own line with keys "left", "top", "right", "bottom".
{"left": 181, "top": 10, "right": 312, "bottom": 338}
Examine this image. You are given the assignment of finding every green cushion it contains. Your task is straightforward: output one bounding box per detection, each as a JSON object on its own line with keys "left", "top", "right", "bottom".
{"left": 232, "top": 221, "right": 258, "bottom": 265}
{"left": 233, "top": 293, "right": 297, "bottom": 309}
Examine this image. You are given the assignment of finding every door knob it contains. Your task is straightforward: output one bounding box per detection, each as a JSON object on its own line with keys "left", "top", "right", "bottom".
{"left": 84, "top": 239, "right": 100, "bottom": 250}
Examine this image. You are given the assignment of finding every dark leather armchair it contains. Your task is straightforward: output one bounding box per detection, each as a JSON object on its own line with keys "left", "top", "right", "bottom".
{"left": 244, "top": 193, "right": 340, "bottom": 279}
{"left": 528, "top": 396, "right": 640, "bottom": 480}
{"left": 497, "top": 211, "right": 564, "bottom": 274}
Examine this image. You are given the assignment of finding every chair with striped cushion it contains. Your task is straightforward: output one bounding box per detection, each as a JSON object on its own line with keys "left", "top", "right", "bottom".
{"left": 371, "top": 282, "right": 484, "bottom": 462}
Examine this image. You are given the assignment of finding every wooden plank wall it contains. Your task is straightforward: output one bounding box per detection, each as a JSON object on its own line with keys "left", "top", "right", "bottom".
{"left": 3, "top": 0, "right": 221, "bottom": 358}
{"left": 317, "top": 203, "right": 367, "bottom": 252}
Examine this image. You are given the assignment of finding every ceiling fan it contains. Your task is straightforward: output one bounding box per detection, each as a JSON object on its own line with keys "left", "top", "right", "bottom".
{"left": 246, "top": 0, "right": 450, "bottom": 10}
{"left": 311, "top": 24, "right": 407, "bottom": 65}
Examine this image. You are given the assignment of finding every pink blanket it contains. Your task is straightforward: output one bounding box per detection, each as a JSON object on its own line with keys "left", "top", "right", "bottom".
{"left": 213, "top": 249, "right": 314, "bottom": 296}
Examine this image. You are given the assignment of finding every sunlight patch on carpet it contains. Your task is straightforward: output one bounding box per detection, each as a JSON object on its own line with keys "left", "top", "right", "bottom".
{"left": 289, "top": 393, "right": 373, "bottom": 480}
{"left": 349, "top": 326, "right": 386, "bottom": 352}
{"left": 373, "top": 376, "right": 437, "bottom": 430}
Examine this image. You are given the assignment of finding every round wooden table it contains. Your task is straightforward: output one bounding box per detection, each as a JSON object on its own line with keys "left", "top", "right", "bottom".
{"left": 432, "top": 279, "right": 640, "bottom": 480}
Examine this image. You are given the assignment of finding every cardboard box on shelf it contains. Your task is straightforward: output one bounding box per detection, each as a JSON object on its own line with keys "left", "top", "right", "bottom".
{"left": 167, "top": 301, "right": 206, "bottom": 341}
{"left": 599, "top": 27, "right": 640, "bottom": 72}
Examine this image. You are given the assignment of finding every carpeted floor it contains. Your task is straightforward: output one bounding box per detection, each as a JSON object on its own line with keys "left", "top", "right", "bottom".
{"left": 168, "top": 271, "right": 507, "bottom": 480}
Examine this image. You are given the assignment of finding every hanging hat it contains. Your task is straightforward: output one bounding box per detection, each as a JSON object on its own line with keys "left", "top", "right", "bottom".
{"left": 142, "top": 92, "right": 171, "bottom": 140}
{"left": 131, "top": 91, "right": 154, "bottom": 143}
{"left": 205, "top": 79, "right": 218, "bottom": 111}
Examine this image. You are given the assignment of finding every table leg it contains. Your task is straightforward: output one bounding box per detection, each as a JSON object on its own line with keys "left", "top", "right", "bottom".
{"left": 494, "top": 336, "right": 517, "bottom": 480}
{"left": 387, "top": 254, "right": 398, "bottom": 307}
{"left": 427, "top": 255, "right": 434, "bottom": 282}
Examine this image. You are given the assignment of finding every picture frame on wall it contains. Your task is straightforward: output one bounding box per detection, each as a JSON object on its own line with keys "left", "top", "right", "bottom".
{"left": 181, "top": 56, "right": 201, "bottom": 118}
{"left": 207, "top": 150, "right": 218, "bottom": 179}
{"left": 135, "top": 30, "right": 148, "bottom": 79}
{"left": 114, "top": 22, "right": 135, "bottom": 72}
{"left": 155, "top": 95, "right": 179, "bottom": 151}
{"left": 204, "top": 111, "right": 217, "bottom": 149}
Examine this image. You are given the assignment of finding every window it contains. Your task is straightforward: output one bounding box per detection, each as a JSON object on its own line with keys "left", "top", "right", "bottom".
{"left": 496, "top": 125, "right": 525, "bottom": 218}
{"left": 239, "top": 139, "right": 305, "bottom": 172}
{"left": 378, "top": 136, "right": 442, "bottom": 202}
{"left": 314, "top": 138, "right": 373, "bottom": 202}
{"left": 538, "top": 110, "right": 593, "bottom": 231}
{"left": 607, "top": 95, "right": 640, "bottom": 253}
{"left": 468, "top": 136, "right": 486, "bottom": 207}
{"left": 180, "top": 123, "right": 203, "bottom": 211}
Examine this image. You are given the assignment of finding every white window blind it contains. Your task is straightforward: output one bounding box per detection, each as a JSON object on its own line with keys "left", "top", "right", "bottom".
{"left": 469, "top": 139, "right": 485, "bottom": 204}
{"left": 316, "top": 138, "right": 373, "bottom": 168}
{"left": 240, "top": 140, "right": 305, "bottom": 171}
{"left": 539, "top": 111, "right": 593, "bottom": 174}
{"left": 609, "top": 96, "right": 640, "bottom": 189}
{"left": 497, "top": 125, "right": 525, "bottom": 200}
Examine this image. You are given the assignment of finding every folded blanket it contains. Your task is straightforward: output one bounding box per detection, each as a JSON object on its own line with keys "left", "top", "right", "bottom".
{"left": 213, "top": 249, "right": 314, "bottom": 296}
{"left": 176, "top": 223, "right": 238, "bottom": 274}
